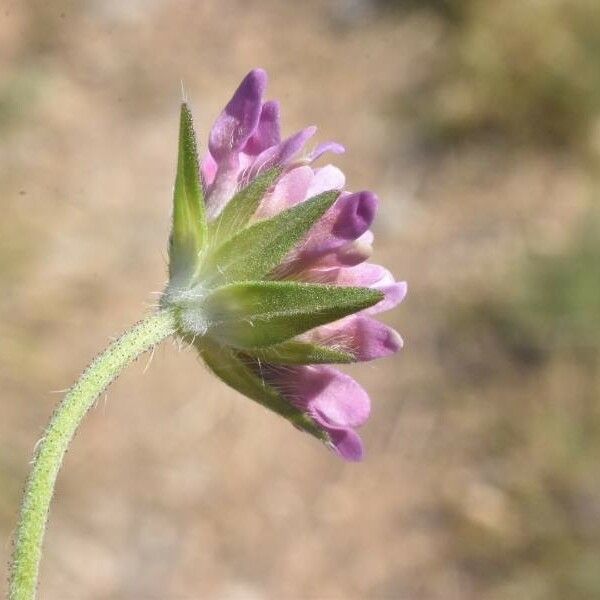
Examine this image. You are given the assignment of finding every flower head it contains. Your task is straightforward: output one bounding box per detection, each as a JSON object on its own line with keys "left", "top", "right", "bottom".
{"left": 163, "top": 68, "right": 406, "bottom": 461}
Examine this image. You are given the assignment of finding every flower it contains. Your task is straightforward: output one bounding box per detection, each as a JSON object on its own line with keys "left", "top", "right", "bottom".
{"left": 162, "top": 68, "right": 406, "bottom": 461}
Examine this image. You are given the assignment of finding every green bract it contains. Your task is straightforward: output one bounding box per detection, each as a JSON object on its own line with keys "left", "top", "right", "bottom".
{"left": 169, "top": 104, "right": 207, "bottom": 288}
{"left": 208, "top": 166, "right": 282, "bottom": 245}
{"left": 197, "top": 339, "right": 327, "bottom": 442}
{"left": 200, "top": 190, "right": 339, "bottom": 285}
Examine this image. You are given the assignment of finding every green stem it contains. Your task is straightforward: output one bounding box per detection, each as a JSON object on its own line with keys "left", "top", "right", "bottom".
{"left": 9, "top": 310, "right": 177, "bottom": 600}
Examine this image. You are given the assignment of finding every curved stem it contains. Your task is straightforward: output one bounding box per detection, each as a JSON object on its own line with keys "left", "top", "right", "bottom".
{"left": 9, "top": 310, "right": 177, "bottom": 600}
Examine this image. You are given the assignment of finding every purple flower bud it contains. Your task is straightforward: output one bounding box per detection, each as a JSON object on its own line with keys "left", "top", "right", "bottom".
{"left": 208, "top": 68, "right": 267, "bottom": 162}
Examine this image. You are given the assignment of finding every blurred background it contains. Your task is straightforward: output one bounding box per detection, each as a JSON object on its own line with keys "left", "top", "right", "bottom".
{"left": 1, "top": 1, "right": 599, "bottom": 598}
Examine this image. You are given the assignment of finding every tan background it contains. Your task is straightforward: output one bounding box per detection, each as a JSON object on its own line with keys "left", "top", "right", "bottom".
{"left": 1, "top": 1, "right": 599, "bottom": 598}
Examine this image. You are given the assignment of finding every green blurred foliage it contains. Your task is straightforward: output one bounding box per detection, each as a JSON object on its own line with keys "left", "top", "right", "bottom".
{"left": 441, "top": 213, "right": 600, "bottom": 599}
{"left": 0, "top": 69, "right": 41, "bottom": 132}
{"left": 376, "top": 0, "right": 465, "bottom": 22}
{"left": 457, "top": 213, "right": 600, "bottom": 367}
{"left": 400, "top": 0, "right": 600, "bottom": 151}
{"left": 515, "top": 217, "right": 600, "bottom": 360}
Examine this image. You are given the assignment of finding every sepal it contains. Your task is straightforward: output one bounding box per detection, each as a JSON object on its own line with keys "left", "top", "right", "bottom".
{"left": 208, "top": 166, "right": 281, "bottom": 245}
{"left": 200, "top": 281, "right": 384, "bottom": 348}
{"left": 199, "top": 191, "right": 339, "bottom": 285}
{"left": 169, "top": 103, "right": 207, "bottom": 287}
{"left": 244, "top": 340, "right": 355, "bottom": 364}
{"left": 197, "top": 339, "right": 327, "bottom": 441}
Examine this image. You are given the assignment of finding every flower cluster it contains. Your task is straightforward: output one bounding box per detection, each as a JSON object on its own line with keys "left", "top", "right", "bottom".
{"left": 163, "top": 69, "right": 406, "bottom": 461}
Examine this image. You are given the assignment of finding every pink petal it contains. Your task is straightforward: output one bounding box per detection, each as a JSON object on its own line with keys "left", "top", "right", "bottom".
{"left": 326, "top": 427, "right": 364, "bottom": 461}
{"left": 281, "top": 365, "right": 371, "bottom": 429}
{"left": 366, "top": 281, "right": 408, "bottom": 315}
{"left": 357, "top": 230, "right": 374, "bottom": 245}
{"left": 305, "top": 315, "right": 403, "bottom": 361}
{"left": 303, "top": 234, "right": 373, "bottom": 269}
{"left": 306, "top": 165, "right": 346, "bottom": 197}
{"left": 331, "top": 241, "right": 373, "bottom": 266}
{"left": 311, "top": 263, "right": 390, "bottom": 286}
{"left": 208, "top": 68, "right": 267, "bottom": 163}
{"left": 200, "top": 151, "right": 218, "bottom": 188}
{"left": 256, "top": 165, "right": 314, "bottom": 219}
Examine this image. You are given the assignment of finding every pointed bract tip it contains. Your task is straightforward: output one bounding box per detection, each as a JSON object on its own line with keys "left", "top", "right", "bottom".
{"left": 180, "top": 79, "right": 188, "bottom": 103}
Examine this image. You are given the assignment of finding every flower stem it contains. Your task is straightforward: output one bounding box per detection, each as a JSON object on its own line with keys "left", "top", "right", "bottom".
{"left": 9, "top": 310, "right": 177, "bottom": 600}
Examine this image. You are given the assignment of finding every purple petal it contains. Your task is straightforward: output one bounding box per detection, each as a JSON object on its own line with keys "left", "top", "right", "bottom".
{"left": 306, "top": 315, "right": 403, "bottom": 361}
{"left": 284, "top": 192, "right": 377, "bottom": 273}
{"left": 326, "top": 427, "right": 364, "bottom": 461}
{"left": 243, "top": 100, "right": 281, "bottom": 156}
{"left": 279, "top": 240, "right": 371, "bottom": 277}
{"left": 273, "top": 127, "right": 317, "bottom": 164}
{"left": 332, "top": 192, "right": 378, "bottom": 240}
{"left": 366, "top": 280, "right": 408, "bottom": 315}
{"left": 249, "top": 126, "right": 317, "bottom": 178}
{"left": 208, "top": 68, "right": 267, "bottom": 162}
{"left": 300, "top": 232, "right": 374, "bottom": 270}
{"left": 279, "top": 365, "right": 371, "bottom": 428}
{"left": 308, "top": 141, "right": 345, "bottom": 163}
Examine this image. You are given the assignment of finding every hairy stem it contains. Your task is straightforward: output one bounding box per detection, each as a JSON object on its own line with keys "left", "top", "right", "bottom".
{"left": 9, "top": 310, "right": 177, "bottom": 600}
